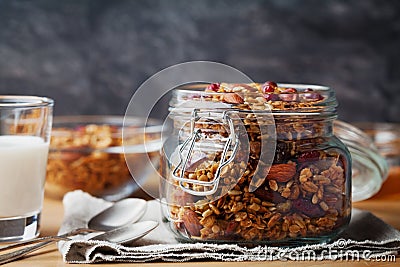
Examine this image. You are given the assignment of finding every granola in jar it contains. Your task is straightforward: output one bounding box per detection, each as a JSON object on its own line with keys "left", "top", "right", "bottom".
{"left": 161, "top": 82, "right": 351, "bottom": 245}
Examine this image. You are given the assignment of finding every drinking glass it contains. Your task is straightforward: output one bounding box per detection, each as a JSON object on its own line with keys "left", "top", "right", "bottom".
{"left": 0, "top": 96, "right": 53, "bottom": 241}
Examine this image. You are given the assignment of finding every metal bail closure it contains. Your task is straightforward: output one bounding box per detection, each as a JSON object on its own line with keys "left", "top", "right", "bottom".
{"left": 172, "top": 109, "right": 239, "bottom": 196}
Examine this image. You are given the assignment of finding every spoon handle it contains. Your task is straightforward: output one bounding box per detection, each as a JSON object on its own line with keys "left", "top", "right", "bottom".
{"left": 0, "top": 241, "right": 53, "bottom": 265}
{"left": 0, "top": 228, "right": 96, "bottom": 252}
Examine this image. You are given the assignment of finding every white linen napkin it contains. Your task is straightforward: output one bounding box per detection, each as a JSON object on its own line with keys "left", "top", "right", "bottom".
{"left": 58, "top": 190, "right": 400, "bottom": 263}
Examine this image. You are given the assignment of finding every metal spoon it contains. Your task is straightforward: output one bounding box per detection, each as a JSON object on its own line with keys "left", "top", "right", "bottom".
{"left": 0, "top": 198, "right": 147, "bottom": 255}
{"left": 89, "top": 220, "right": 158, "bottom": 244}
{"left": 0, "top": 220, "right": 158, "bottom": 265}
{"left": 88, "top": 198, "right": 147, "bottom": 231}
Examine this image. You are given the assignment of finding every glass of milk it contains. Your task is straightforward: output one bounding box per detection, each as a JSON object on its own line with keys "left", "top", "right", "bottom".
{"left": 0, "top": 95, "right": 53, "bottom": 241}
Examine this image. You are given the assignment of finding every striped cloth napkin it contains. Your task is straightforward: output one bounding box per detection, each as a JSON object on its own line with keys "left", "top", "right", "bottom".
{"left": 58, "top": 190, "right": 400, "bottom": 263}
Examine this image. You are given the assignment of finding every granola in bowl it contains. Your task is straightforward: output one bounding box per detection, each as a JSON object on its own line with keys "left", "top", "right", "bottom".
{"left": 46, "top": 116, "right": 162, "bottom": 201}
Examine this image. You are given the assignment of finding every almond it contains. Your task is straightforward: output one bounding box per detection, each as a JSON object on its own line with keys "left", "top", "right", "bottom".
{"left": 266, "top": 163, "right": 296, "bottom": 182}
{"left": 223, "top": 93, "right": 244, "bottom": 104}
{"left": 182, "top": 209, "right": 202, "bottom": 237}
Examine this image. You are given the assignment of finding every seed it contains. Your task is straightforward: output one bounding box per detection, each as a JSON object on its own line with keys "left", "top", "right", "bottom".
{"left": 211, "top": 225, "right": 220, "bottom": 233}
{"left": 255, "top": 96, "right": 266, "bottom": 103}
{"left": 199, "top": 175, "right": 208, "bottom": 181}
{"left": 235, "top": 211, "right": 248, "bottom": 221}
{"left": 202, "top": 209, "right": 213, "bottom": 218}
{"left": 259, "top": 202, "right": 273, "bottom": 208}
{"left": 289, "top": 185, "right": 300, "bottom": 200}
{"left": 289, "top": 225, "right": 300, "bottom": 233}
{"left": 325, "top": 186, "right": 342, "bottom": 194}
{"left": 312, "top": 194, "right": 319, "bottom": 204}
{"left": 319, "top": 201, "right": 329, "bottom": 211}
{"left": 303, "top": 182, "right": 319, "bottom": 193}
{"left": 209, "top": 204, "right": 220, "bottom": 215}
{"left": 269, "top": 180, "right": 278, "bottom": 191}
{"left": 248, "top": 202, "right": 261, "bottom": 212}
{"left": 240, "top": 219, "right": 253, "bottom": 228}
{"left": 267, "top": 213, "right": 281, "bottom": 228}
{"left": 281, "top": 187, "right": 291, "bottom": 198}
{"left": 228, "top": 190, "right": 242, "bottom": 196}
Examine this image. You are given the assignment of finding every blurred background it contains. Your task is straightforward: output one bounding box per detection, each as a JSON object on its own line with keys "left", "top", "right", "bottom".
{"left": 0, "top": 0, "right": 399, "bottom": 122}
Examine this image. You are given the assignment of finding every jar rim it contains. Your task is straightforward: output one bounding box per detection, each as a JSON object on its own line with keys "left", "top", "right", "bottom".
{"left": 171, "top": 82, "right": 337, "bottom": 116}
{"left": 0, "top": 95, "right": 54, "bottom": 108}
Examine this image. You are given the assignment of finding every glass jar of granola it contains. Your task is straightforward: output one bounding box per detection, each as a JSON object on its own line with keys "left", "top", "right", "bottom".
{"left": 160, "top": 82, "right": 352, "bottom": 245}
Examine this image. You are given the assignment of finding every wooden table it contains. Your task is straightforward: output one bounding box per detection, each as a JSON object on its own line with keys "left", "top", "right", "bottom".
{"left": 5, "top": 167, "right": 400, "bottom": 266}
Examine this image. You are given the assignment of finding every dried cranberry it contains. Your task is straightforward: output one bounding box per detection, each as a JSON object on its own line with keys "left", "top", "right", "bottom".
{"left": 263, "top": 93, "right": 279, "bottom": 101}
{"left": 303, "top": 89, "right": 323, "bottom": 101}
{"left": 297, "top": 151, "right": 320, "bottom": 163}
{"left": 261, "top": 81, "right": 278, "bottom": 93}
{"left": 273, "top": 142, "right": 292, "bottom": 164}
{"left": 254, "top": 187, "right": 285, "bottom": 203}
{"left": 292, "top": 198, "right": 324, "bottom": 218}
{"left": 280, "top": 88, "right": 298, "bottom": 102}
{"left": 225, "top": 221, "right": 238, "bottom": 237}
{"left": 76, "top": 126, "right": 86, "bottom": 133}
{"left": 283, "top": 88, "right": 297, "bottom": 93}
{"left": 206, "top": 83, "right": 220, "bottom": 92}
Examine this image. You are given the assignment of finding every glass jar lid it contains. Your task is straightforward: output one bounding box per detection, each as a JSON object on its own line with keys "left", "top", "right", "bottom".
{"left": 353, "top": 122, "right": 400, "bottom": 168}
{"left": 333, "top": 120, "right": 389, "bottom": 202}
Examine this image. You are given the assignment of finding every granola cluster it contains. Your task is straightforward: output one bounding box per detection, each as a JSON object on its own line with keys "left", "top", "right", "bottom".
{"left": 166, "top": 82, "right": 351, "bottom": 243}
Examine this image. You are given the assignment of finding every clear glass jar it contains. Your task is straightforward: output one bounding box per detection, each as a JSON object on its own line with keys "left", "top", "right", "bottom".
{"left": 160, "top": 83, "right": 351, "bottom": 245}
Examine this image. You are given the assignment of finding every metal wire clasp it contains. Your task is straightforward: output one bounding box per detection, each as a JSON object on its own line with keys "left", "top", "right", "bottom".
{"left": 171, "top": 109, "right": 239, "bottom": 196}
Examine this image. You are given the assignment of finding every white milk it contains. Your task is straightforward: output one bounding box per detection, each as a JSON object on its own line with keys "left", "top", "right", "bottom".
{"left": 0, "top": 136, "right": 49, "bottom": 217}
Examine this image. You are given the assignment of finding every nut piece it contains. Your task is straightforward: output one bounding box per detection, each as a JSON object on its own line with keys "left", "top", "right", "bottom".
{"left": 182, "top": 209, "right": 202, "bottom": 237}
{"left": 266, "top": 163, "right": 296, "bottom": 182}
{"left": 223, "top": 93, "right": 244, "bottom": 104}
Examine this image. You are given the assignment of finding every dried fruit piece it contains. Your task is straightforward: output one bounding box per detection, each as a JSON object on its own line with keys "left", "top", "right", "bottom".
{"left": 303, "top": 88, "right": 323, "bottom": 101}
{"left": 254, "top": 187, "right": 285, "bottom": 203}
{"left": 274, "top": 142, "right": 292, "bottom": 164}
{"left": 206, "top": 83, "right": 220, "bottom": 92}
{"left": 225, "top": 221, "right": 238, "bottom": 236}
{"left": 182, "top": 209, "right": 202, "bottom": 237}
{"left": 223, "top": 93, "right": 244, "bottom": 104}
{"left": 280, "top": 88, "right": 298, "bottom": 102}
{"left": 263, "top": 93, "right": 279, "bottom": 101}
{"left": 297, "top": 151, "right": 320, "bottom": 163}
{"left": 261, "top": 81, "right": 278, "bottom": 93}
{"left": 266, "top": 163, "right": 296, "bottom": 182}
{"left": 283, "top": 88, "right": 297, "bottom": 93}
{"left": 292, "top": 198, "right": 325, "bottom": 218}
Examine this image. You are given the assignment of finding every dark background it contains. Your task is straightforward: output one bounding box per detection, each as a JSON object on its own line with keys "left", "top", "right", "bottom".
{"left": 0, "top": 0, "right": 399, "bottom": 122}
